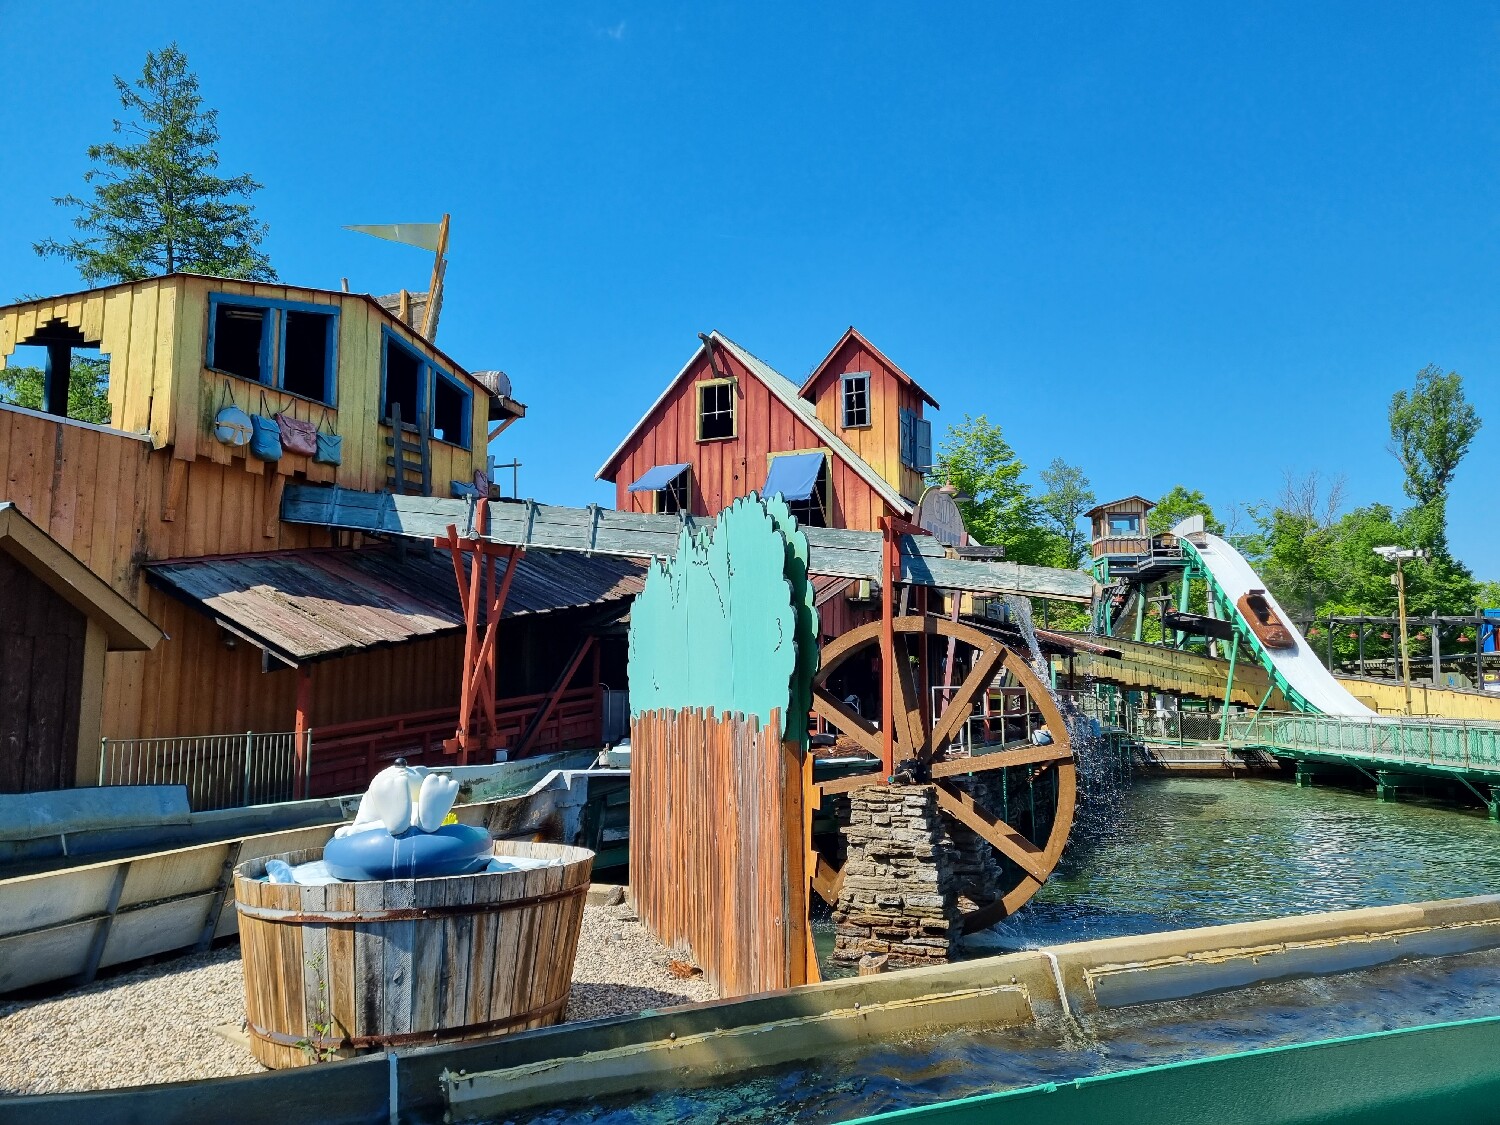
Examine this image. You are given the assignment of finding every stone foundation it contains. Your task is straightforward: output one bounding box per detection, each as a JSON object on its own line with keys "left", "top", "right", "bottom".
{"left": 830, "top": 785, "right": 963, "bottom": 965}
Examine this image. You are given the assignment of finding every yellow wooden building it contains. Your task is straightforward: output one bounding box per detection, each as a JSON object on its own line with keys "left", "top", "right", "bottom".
{"left": 0, "top": 273, "right": 638, "bottom": 795}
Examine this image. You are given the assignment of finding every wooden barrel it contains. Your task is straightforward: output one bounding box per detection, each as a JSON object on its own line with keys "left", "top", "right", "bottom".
{"left": 233, "top": 840, "right": 593, "bottom": 1069}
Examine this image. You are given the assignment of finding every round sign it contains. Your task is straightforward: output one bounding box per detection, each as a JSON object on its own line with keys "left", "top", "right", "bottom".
{"left": 915, "top": 486, "right": 967, "bottom": 548}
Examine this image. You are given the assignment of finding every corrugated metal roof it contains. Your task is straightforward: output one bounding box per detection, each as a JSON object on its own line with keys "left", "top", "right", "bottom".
{"left": 145, "top": 546, "right": 645, "bottom": 665}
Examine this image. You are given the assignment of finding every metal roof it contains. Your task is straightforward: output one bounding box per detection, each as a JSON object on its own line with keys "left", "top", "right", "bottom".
{"left": 144, "top": 546, "right": 645, "bottom": 666}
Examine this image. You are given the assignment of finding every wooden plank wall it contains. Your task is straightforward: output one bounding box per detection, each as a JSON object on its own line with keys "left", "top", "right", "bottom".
{"left": 0, "top": 554, "right": 87, "bottom": 791}
{"left": 610, "top": 346, "right": 896, "bottom": 531}
{"left": 629, "top": 707, "right": 811, "bottom": 997}
{"left": 805, "top": 334, "right": 928, "bottom": 503}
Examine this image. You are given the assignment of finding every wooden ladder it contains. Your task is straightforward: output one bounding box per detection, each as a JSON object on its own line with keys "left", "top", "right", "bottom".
{"left": 385, "top": 401, "right": 432, "bottom": 496}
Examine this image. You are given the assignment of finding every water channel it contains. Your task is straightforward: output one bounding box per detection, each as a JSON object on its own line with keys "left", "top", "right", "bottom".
{"left": 499, "top": 775, "right": 1500, "bottom": 1125}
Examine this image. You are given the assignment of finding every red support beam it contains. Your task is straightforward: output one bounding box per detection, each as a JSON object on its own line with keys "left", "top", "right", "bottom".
{"left": 293, "top": 665, "right": 312, "bottom": 800}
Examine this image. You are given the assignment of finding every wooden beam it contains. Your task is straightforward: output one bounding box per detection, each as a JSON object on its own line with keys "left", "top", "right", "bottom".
{"left": 927, "top": 642, "right": 1004, "bottom": 756}
{"left": 419, "top": 213, "right": 450, "bottom": 340}
{"left": 809, "top": 853, "right": 845, "bottom": 905}
{"left": 934, "top": 781, "right": 1050, "bottom": 882}
{"left": 808, "top": 687, "right": 882, "bottom": 760}
{"left": 514, "top": 635, "right": 596, "bottom": 757}
{"left": 929, "top": 741, "right": 1070, "bottom": 779}
{"left": 815, "top": 769, "right": 884, "bottom": 798}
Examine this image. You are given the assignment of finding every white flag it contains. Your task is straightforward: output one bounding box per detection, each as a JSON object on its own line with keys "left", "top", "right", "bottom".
{"left": 344, "top": 222, "right": 445, "bottom": 253}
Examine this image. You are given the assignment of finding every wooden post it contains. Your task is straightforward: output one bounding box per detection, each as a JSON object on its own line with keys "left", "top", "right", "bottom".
{"left": 293, "top": 666, "right": 312, "bottom": 800}
{"left": 879, "top": 516, "right": 896, "bottom": 782}
{"left": 419, "top": 213, "right": 451, "bottom": 340}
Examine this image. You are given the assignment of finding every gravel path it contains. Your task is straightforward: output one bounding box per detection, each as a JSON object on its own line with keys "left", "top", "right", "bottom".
{"left": 0, "top": 902, "right": 715, "bottom": 1096}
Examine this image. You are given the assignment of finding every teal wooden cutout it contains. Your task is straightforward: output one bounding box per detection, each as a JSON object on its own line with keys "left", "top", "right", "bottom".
{"left": 628, "top": 494, "right": 817, "bottom": 742}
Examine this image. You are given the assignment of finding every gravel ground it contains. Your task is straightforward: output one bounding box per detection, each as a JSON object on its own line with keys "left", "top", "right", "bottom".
{"left": 0, "top": 901, "right": 715, "bottom": 1096}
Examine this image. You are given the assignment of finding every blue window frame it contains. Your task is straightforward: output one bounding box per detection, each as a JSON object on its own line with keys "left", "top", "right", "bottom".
{"left": 205, "top": 292, "right": 338, "bottom": 405}
{"left": 380, "top": 326, "right": 471, "bottom": 448}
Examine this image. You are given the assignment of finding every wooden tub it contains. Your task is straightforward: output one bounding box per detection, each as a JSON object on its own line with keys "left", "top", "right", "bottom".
{"left": 233, "top": 840, "right": 593, "bottom": 1069}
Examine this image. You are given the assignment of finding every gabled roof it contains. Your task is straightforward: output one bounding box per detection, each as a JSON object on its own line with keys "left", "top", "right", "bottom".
{"left": 595, "top": 331, "right": 913, "bottom": 516}
{"left": 1084, "top": 495, "right": 1156, "bottom": 519}
{"left": 798, "top": 326, "right": 940, "bottom": 410}
{"left": 0, "top": 504, "right": 162, "bottom": 651}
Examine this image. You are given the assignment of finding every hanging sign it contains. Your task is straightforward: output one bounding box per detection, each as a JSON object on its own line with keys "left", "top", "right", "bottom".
{"left": 915, "top": 486, "right": 967, "bottom": 548}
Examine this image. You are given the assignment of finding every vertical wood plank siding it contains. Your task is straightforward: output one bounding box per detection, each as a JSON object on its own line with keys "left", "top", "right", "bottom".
{"left": 0, "top": 276, "right": 496, "bottom": 743}
{"left": 609, "top": 348, "right": 899, "bottom": 531}
{"left": 629, "top": 708, "right": 810, "bottom": 997}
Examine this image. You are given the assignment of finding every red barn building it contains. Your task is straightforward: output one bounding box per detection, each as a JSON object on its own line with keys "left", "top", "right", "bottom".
{"left": 597, "top": 327, "right": 939, "bottom": 639}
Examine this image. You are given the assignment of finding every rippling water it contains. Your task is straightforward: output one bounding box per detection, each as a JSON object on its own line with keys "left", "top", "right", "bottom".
{"left": 983, "top": 775, "right": 1500, "bottom": 949}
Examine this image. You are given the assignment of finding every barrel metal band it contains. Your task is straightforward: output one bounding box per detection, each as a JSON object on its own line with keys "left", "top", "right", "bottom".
{"left": 236, "top": 880, "right": 585, "bottom": 924}
{"left": 246, "top": 995, "right": 568, "bottom": 1050}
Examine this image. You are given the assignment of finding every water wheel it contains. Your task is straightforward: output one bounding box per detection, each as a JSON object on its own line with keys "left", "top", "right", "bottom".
{"left": 810, "top": 615, "right": 1076, "bottom": 932}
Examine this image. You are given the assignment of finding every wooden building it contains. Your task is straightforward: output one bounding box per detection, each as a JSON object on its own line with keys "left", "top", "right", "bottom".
{"left": 596, "top": 328, "right": 939, "bottom": 638}
{"left": 0, "top": 274, "right": 634, "bottom": 793}
{"left": 1086, "top": 495, "right": 1157, "bottom": 562}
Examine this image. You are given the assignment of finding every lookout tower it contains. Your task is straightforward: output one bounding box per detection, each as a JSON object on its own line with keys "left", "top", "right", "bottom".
{"left": 1086, "top": 496, "right": 1155, "bottom": 567}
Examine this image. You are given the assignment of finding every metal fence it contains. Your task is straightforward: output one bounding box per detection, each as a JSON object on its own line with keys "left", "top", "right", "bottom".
{"left": 97, "top": 731, "right": 310, "bottom": 811}
{"left": 1226, "top": 712, "right": 1500, "bottom": 776}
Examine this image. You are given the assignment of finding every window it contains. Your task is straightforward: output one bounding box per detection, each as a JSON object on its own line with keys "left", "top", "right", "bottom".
{"left": 899, "top": 408, "right": 933, "bottom": 471}
{"left": 431, "top": 369, "right": 473, "bottom": 448}
{"left": 1108, "top": 514, "right": 1141, "bottom": 534}
{"left": 841, "top": 372, "right": 871, "bottom": 429}
{"left": 784, "top": 459, "right": 829, "bottom": 527}
{"left": 656, "top": 471, "right": 690, "bottom": 514}
{"left": 206, "top": 293, "right": 338, "bottom": 404}
{"left": 383, "top": 331, "right": 425, "bottom": 428}
{"left": 697, "top": 380, "right": 736, "bottom": 441}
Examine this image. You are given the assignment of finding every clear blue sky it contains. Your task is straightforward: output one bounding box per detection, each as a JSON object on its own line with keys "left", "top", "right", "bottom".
{"left": 3, "top": 3, "right": 1498, "bottom": 574}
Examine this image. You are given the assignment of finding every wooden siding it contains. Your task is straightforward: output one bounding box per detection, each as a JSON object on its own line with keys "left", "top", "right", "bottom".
{"left": 609, "top": 346, "right": 898, "bottom": 532}
{"left": 804, "top": 334, "right": 927, "bottom": 503}
{"left": 0, "top": 553, "right": 87, "bottom": 791}
{"left": 629, "top": 708, "right": 811, "bottom": 996}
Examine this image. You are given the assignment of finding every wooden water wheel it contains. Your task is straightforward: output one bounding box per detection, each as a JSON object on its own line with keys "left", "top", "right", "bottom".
{"left": 809, "top": 615, "right": 1077, "bottom": 932}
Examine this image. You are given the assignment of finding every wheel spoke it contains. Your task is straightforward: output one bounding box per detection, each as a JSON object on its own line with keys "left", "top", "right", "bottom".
{"left": 933, "top": 780, "right": 1050, "bottom": 882}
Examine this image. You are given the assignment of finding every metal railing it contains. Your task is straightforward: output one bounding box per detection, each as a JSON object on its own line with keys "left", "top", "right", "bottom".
{"left": 97, "top": 730, "right": 311, "bottom": 811}
{"left": 1225, "top": 712, "right": 1500, "bottom": 776}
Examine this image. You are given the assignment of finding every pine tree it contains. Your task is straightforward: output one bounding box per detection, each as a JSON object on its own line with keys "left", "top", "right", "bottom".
{"left": 35, "top": 44, "right": 274, "bottom": 284}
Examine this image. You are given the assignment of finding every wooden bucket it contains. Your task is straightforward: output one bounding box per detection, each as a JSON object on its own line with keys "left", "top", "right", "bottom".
{"left": 233, "top": 840, "right": 593, "bottom": 1068}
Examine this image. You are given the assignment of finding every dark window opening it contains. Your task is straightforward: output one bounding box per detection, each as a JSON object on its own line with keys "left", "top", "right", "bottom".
{"left": 656, "top": 472, "right": 689, "bottom": 514}
{"left": 842, "top": 373, "right": 870, "bottom": 428}
{"left": 384, "top": 336, "right": 424, "bottom": 427}
{"left": 698, "top": 381, "right": 735, "bottom": 440}
{"left": 210, "top": 303, "right": 267, "bottom": 382}
{"left": 282, "top": 311, "right": 332, "bottom": 402}
{"left": 1, "top": 340, "right": 112, "bottom": 426}
{"left": 785, "top": 462, "right": 829, "bottom": 528}
{"left": 1108, "top": 515, "right": 1141, "bottom": 534}
{"left": 432, "top": 373, "right": 470, "bottom": 446}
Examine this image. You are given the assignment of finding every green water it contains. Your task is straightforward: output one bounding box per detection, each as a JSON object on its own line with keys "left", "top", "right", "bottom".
{"left": 982, "top": 775, "right": 1500, "bottom": 950}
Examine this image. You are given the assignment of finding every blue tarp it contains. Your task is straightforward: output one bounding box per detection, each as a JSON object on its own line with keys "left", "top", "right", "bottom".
{"left": 762, "top": 451, "right": 825, "bottom": 501}
{"left": 627, "top": 463, "right": 690, "bottom": 492}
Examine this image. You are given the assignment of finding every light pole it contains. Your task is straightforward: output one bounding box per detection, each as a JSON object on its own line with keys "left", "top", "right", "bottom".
{"left": 1374, "top": 546, "right": 1432, "bottom": 714}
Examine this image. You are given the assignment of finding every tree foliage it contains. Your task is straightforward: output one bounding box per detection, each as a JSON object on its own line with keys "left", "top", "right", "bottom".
{"left": 1389, "top": 364, "right": 1480, "bottom": 509}
{"left": 35, "top": 44, "right": 274, "bottom": 284}
{"left": 0, "top": 359, "right": 111, "bottom": 424}
{"left": 1036, "top": 458, "right": 1096, "bottom": 568}
{"left": 928, "top": 414, "right": 1055, "bottom": 564}
{"left": 1148, "top": 485, "right": 1223, "bottom": 536}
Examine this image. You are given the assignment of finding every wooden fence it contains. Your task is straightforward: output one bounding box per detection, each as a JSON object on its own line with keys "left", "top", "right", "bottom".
{"left": 629, "top": 708, "right": 813, "bottom": 996}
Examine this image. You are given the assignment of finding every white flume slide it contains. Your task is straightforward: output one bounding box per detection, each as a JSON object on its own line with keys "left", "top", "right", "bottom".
{"left": 1172, "top": 521, "right": 1374, "bottom": 717}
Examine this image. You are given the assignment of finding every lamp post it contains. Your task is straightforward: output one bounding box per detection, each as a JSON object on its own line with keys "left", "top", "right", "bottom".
{"left": 1374, "top": 546, "right": 1432, "bottom": 715}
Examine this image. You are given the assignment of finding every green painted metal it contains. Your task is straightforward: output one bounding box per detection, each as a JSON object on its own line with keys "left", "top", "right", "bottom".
{"left": 1218, "top": 633, "right": 1240, "bottom": 741}
{"left": 626, "top": 494, "right": 815, "bottom": 743}
{"left": 845, "top": 1014, "right": 1500, "bottom": 1125}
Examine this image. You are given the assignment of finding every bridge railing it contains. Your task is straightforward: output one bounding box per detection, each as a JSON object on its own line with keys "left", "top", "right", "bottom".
{"left": 1225, "top": 713, "right": 1500, "bottom": 773}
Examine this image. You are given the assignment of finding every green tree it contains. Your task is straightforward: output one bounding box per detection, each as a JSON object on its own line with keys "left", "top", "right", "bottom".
{"left": 1148, "top": 485, "right": 1223, "bottom": 536}
{"left": 35, "top": 44, "right": 274, "bottom": 284}
{"left": 928, "top": 414, "right": 1053, "bottom": 563}
{"left": 1036, "top": 458, "right": 1095, "bottom": 568}
{"left": 0, "top": 359, "right": 111, "bottom": 424}
{"left": 1388, "top": 365, "right": 1480, "bottom": 555}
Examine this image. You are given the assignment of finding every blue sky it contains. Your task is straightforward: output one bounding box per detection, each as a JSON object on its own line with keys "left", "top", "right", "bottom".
{"left": 3, "top": 3, "right": 1498, "bottom": 574}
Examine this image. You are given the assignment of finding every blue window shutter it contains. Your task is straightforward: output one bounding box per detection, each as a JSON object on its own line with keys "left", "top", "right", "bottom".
{"left": 916, "top": 417, "right": 932, "bottom": 472}
{"left": 899, "top": 408, "right": 915, "bottom": 468}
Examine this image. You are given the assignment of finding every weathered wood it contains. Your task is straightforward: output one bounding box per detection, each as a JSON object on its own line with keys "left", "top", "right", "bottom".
{"left": 934, "top": 781, "right": 1050, "bottom": 882}
{"left": 234, "top": 840, "right": 593, "bottom": 1068}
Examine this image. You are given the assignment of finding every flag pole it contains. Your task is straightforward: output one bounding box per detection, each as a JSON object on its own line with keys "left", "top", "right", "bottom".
{"left": 420, "top": 214, "right": 450, "bottom": 340}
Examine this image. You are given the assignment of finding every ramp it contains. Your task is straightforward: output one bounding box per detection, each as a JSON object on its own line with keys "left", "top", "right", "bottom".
{"left": 1172, "top": 522, "right": 1373, "bottom": 717}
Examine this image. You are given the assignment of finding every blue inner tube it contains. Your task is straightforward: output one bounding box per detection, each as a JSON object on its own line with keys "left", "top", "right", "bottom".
{"left": 323, "top": 823, "right": 492, "bottom": 881}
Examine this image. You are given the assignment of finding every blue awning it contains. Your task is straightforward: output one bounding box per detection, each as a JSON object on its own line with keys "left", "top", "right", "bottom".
{"left": 627, "top": 463, "right": 690, "bottom": 492}
{"left": 762, "top": 451, "right": 825, "bottom": 501}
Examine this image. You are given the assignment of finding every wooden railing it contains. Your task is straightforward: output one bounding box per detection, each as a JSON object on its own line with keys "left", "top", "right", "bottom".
{"left": 307, "top": 686, "right": 602, "bottom": 798}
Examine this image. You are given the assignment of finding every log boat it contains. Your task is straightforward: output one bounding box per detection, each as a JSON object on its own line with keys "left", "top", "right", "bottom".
{"left": 1237, "top": 589, "right": 1295, "bottom": 649}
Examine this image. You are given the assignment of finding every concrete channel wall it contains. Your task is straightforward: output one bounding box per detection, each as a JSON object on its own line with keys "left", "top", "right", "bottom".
{"left": 7, "top": 894, "right": 1500, "bottom": 1125}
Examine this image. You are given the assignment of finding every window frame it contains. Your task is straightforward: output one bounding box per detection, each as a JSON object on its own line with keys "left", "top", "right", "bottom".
{"left": 654, "top": 468, "right": 691, "bottom": 514}
{"left": 766, "top": 448, "right": 830, "bottom": 528}
{"left": 840, "top": 371, "right": 872, "bottom": 430}
{"left": 205, "top": 292, "right": 340, "bottom": 406}
{"left": 430, "top": 366, "right": 474, "bottom": 450}
{"left": 1108, "top": 514, "right": 1142, "bottom": 534}
{"left": 380, "top": 326, "right": 430, "bottom": 430}
{"left": 695, "top": 377, "right": 738, "bottom": 442}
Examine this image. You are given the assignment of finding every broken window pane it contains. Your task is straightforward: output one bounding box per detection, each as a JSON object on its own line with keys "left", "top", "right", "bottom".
{"left": 282, "top": 310, "right": 333, "bottom": 402}
{"left": 210, "top": 303, "right": 267, "bottom": 382}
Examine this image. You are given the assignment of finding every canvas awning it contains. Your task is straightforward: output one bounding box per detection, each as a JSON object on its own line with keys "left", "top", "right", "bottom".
{"left": 762, "top": 452, "right": 825, "bottom": 501}
{"left": 627, "top": 463, "right": 690, "bottom": 492}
